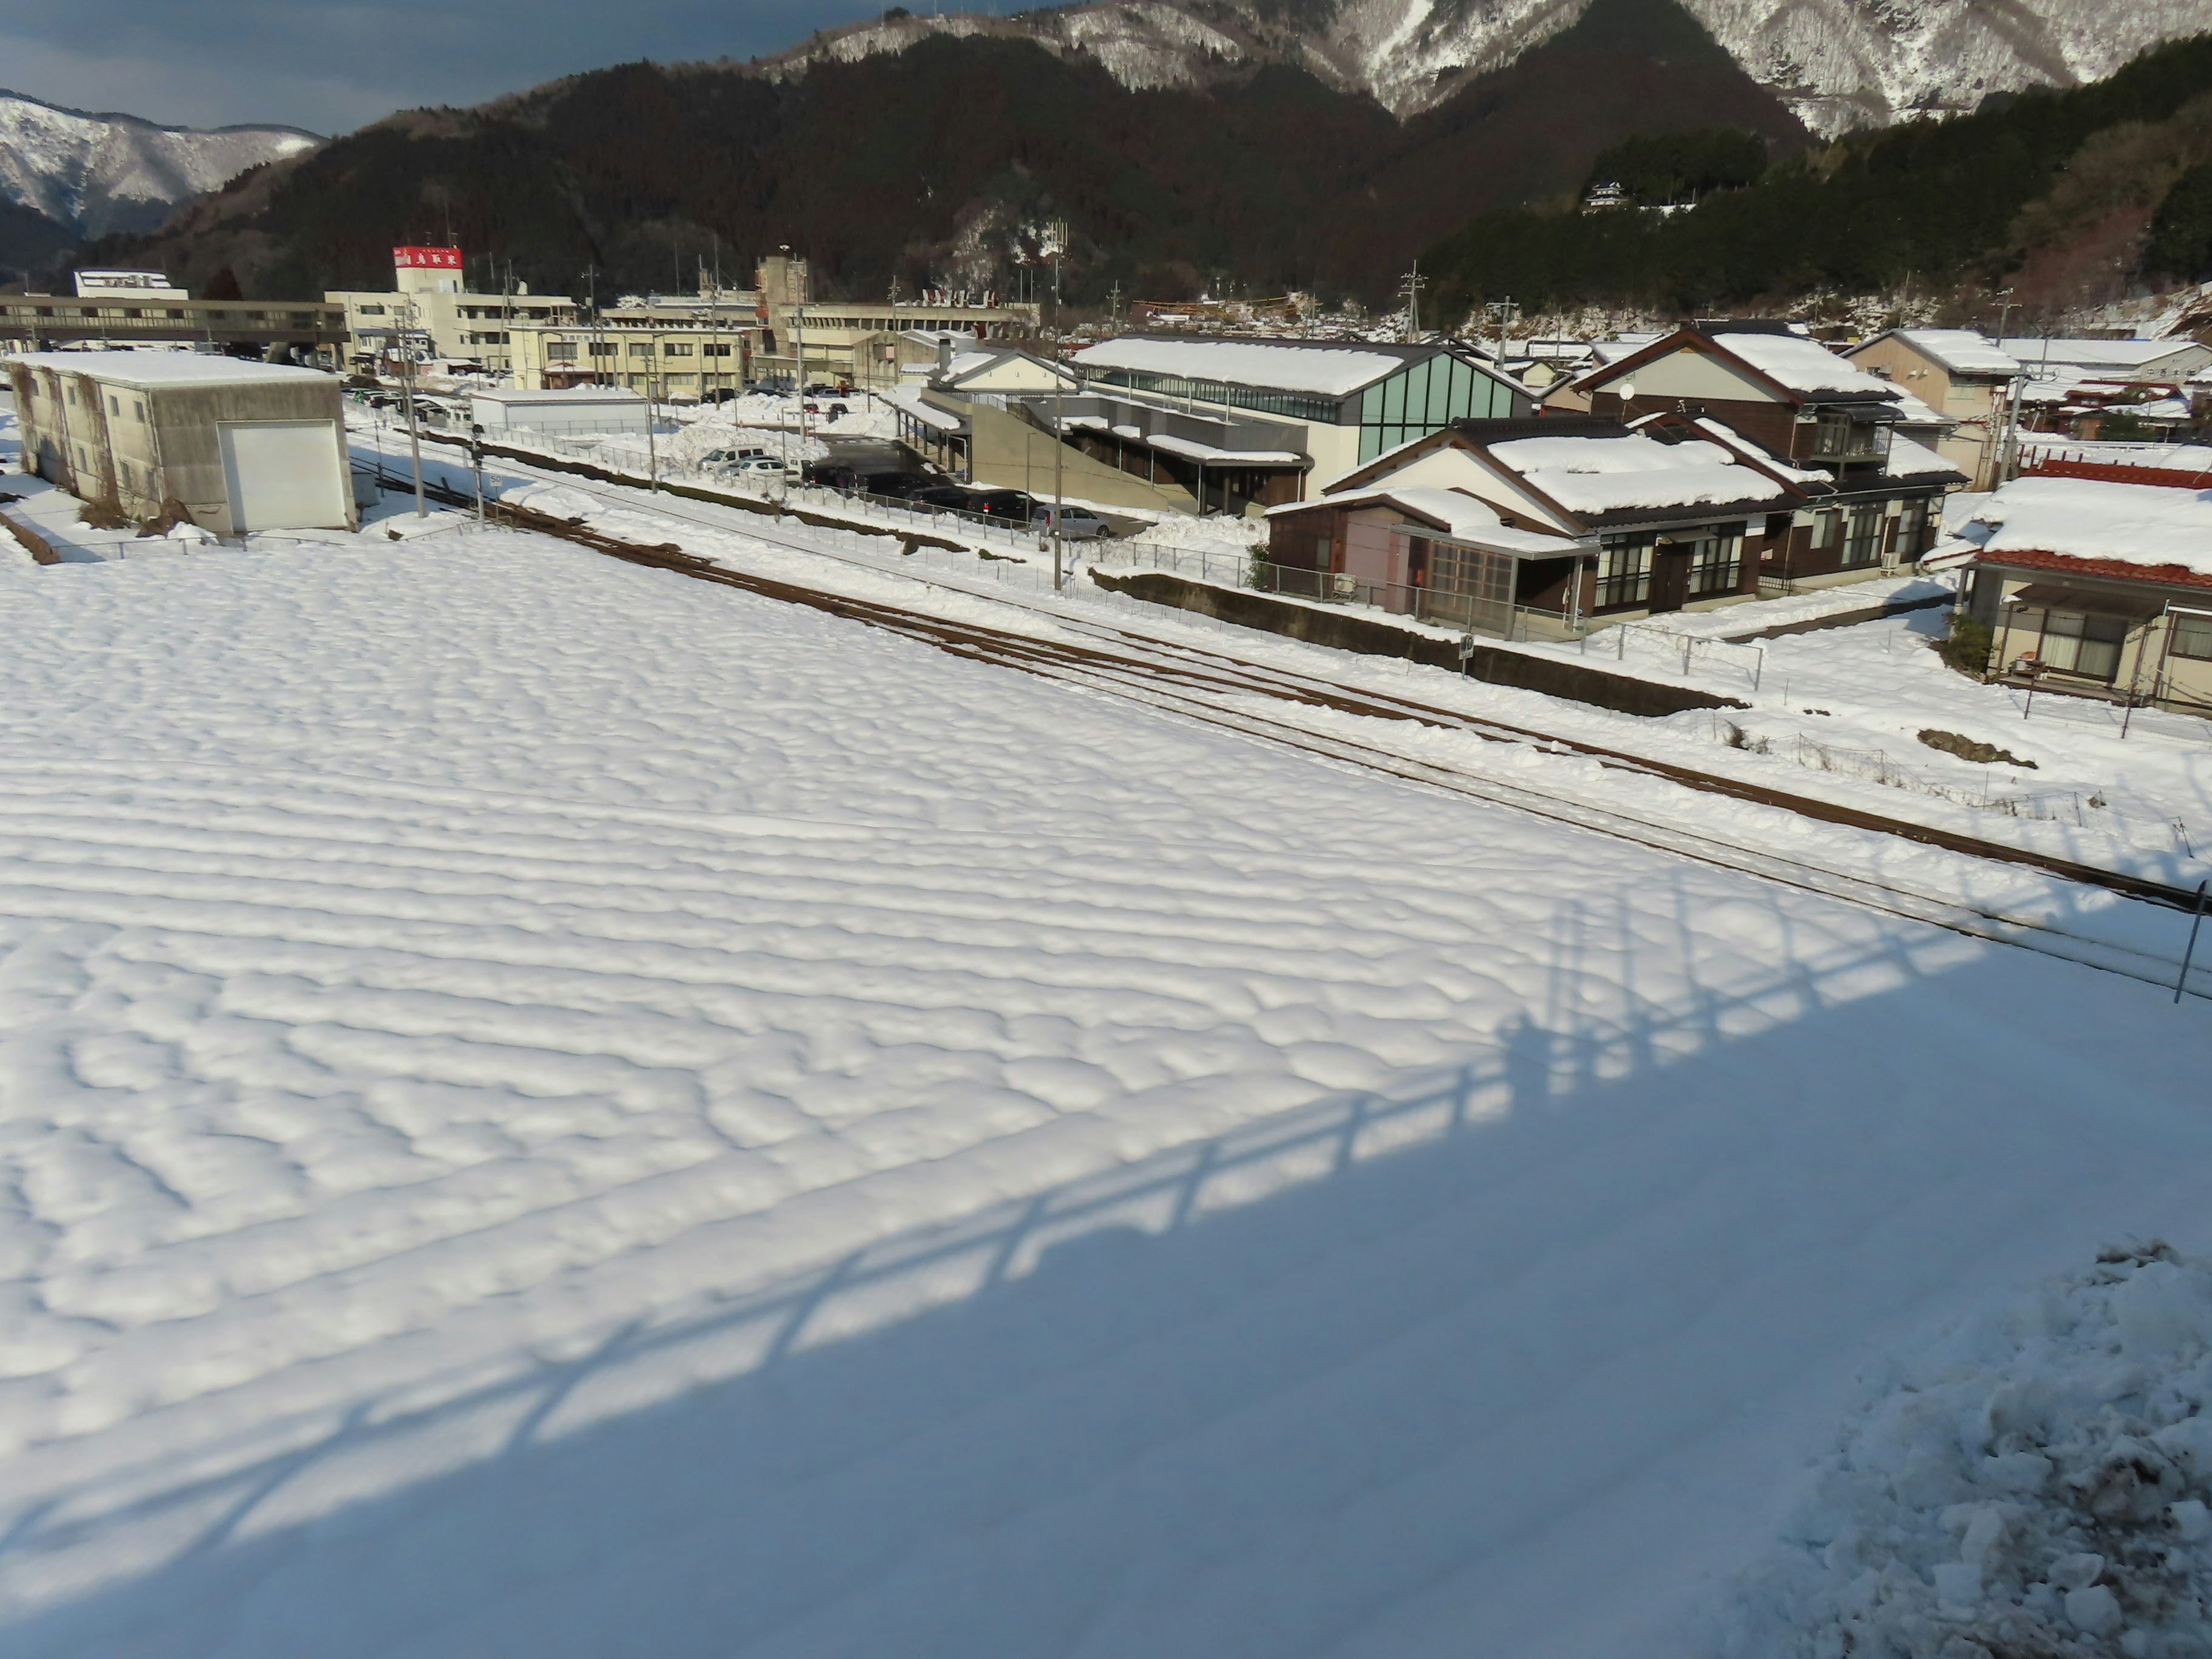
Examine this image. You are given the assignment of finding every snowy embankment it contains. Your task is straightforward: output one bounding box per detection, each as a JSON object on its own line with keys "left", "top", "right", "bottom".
{"left": 1724, "top": 1245, "right": 2212, "bottom": 1658}
{"left": 2, "top": 524, "right": 2211, "bottom": 1657}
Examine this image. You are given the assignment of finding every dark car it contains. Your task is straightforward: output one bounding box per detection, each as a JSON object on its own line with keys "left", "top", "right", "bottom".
{"left": 911, "top": 485, "right": 980, "bottom": 513}
{"left": 827, "top": 402, "right": 849, "bottom": 421}
{"left": 859, "top": 471, "right": 931, "bottom": 498}
{"left": 965, "top": 488, "right": 1036, "bottom": 522}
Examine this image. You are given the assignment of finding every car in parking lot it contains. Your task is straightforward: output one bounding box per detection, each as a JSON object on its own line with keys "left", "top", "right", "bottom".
{"left": 1029, "top": 503, "right": 1113, "bottom": 540}
{"left": 910, "top": 484, "right": 980, "bottom": 513}
{"left": 964, "top": 488, "right": 1036, "bottom": 523}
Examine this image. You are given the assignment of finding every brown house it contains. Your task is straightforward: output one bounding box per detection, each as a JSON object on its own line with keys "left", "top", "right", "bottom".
{"left": 1263, "top": 413, "right": 1825, "bottom": 637}
{"left": 1546, "top": 323, "right": 1964, "bottom": 589}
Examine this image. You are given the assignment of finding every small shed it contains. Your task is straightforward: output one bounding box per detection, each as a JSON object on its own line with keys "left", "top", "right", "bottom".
{"left": 469, "top": 387, "right": 650, "bottom": 439}
{"left": 8, "top": 350, "right": 355, "bottom": 535}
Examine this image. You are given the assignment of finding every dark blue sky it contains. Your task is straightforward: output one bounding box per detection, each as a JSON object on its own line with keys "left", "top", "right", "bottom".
{"left": 4, "top": 0, "right": 973, "bottom": 134}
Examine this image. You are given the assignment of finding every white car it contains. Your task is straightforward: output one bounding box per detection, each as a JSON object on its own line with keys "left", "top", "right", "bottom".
{"left": 730, "top": 456, "right": 797, "bottom": 484}
{"left": 1030, "top": 503, "right": 1113, "bottom": 540}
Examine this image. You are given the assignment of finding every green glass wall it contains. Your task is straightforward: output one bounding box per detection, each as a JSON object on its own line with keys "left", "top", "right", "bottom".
{"left": 1357, "top": 355, "right": 1517, "bottom": 461}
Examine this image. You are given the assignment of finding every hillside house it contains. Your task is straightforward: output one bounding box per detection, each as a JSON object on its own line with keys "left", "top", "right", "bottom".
{"left": 7, "top": 350, "right": 355, "bottom": 535}
{"left": 1952, "top": 474, "right": 2212, "bottom": 715}
{"left": 1547, "top": 322, "right": 1965, "bottom": 588}
{"left": 1847, "top": 329, "right": 2021, "bottom": 488}
{"left": 1262, "top": 413, "right": 1824, "bottom": 637}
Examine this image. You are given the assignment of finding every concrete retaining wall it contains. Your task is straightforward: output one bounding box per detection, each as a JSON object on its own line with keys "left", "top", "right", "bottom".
{"left": 1088, "top": 568, "right": 1747, "bottom": 718}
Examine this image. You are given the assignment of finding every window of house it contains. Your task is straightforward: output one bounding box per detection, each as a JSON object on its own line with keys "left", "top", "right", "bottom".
{"left": 628, "top": 342, "right": 653, "bottom": 357}
{"left": 589, "top": 342, "right": 617, "bottom": 357}
{"left": 546, "top": 342, "right": 577, "bottom": 361}
{"left": 704, "top": 342, "right": 733, "bottom": 357}
{"left": 119, "top": 463, "right": 132, "bottom": 491}
{"left": 134, "top": 400, "right": 145, "bottom": 422}
{"left": 1812, "top": 508, "right": 1840, "bottom": 549}
{"left": 1895, "top": 497, "right": 1927, "bottom": 557}
{"left": 1594, "top": 535, "right": 1653, "bottom": 609}
{"left": 1842, "top": 505, "right": 1883, "bottom": 566}
{"left": 1687, "top": 529, "right": 1744, "bottom": 596}
{"left": 108, "top": 395, "right": 120, "bottom": 415}
{"left": 663, "top": 342, "right": 694, "bottom": 357}
{"left": 2037, "top": 611, "right": 2127, "bottom": 681}
{"left": 2171, "top": 613, "right": 2212, "bottom": 661}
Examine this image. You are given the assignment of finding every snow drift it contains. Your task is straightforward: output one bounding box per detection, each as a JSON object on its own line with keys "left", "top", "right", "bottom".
{"left": 1725, "top": 1244, "right": 2212, "bottom": 1658}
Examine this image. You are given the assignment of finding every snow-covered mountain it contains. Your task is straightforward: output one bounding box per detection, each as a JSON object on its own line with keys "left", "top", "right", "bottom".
{"left": 777, "top": 0, "right": 2212, "bottom": 134}
{"left": 0, "top": 89, "right": 319, "bottom": 239}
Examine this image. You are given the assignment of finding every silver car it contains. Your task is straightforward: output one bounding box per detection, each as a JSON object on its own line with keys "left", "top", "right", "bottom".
{"left": 1030, "top": 503, "right": 1113, "bottom": 540}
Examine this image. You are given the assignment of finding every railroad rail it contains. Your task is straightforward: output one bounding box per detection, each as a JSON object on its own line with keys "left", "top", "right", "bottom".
{"left": 374, "top": 450, "right": 2210, "bottom": 999}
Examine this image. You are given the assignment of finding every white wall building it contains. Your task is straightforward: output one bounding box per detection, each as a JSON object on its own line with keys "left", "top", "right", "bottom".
{"left": 469, "top": 386, "right": 650, "bottom": 438}
{"left": 327, "top": 247, "right": 577, "bottom": 378}
{"left": 8, "top": 350, "right": 355, "bottom": 534}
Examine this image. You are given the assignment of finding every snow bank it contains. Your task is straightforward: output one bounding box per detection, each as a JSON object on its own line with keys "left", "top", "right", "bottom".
{"left": 1724, "top": 1244, "right": 2212, "bottom": 1659}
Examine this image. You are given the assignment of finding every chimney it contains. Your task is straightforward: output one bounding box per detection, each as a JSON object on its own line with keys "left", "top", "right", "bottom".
{"left": 937, "top": 335, "right": 953, "bottom": 377}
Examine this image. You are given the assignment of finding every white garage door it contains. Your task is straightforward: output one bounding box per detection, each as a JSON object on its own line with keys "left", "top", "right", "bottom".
{"left": 219, "top": 421, "right": 347, "bottom": 532}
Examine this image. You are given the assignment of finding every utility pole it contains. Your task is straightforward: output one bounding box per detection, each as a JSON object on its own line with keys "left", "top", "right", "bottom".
{"left": 1052, "top": 374, "right": 1065, "bottom": 592}
{"left": 1483, "top": 296, "right": 1519, "bottom": 380}
{"left": 1991, "top": 287, "right": 2018, "bottom": 486}
{"left": 1399, "top": 259, "right": 1427, "bottom": 339}
{"left": 399, "top": 297, "right": 427, "bottom": 517}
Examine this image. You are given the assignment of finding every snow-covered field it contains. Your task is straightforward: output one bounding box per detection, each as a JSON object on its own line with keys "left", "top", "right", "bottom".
{"left": 0, "top": 524, "right": 2206, "bottom": 1658}
{"left": 5, "top": 423, "right": 2212, "bottom": 1656}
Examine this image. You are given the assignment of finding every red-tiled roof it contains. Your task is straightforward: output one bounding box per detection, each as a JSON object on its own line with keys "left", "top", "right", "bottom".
{"left": 1975, "top": 546, "right": 2212, "bottom": 589}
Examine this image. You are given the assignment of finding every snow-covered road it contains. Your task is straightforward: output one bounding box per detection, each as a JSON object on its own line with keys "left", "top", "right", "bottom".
{"left": 2, "top": 528, "right": 2209, "bottom": 1657}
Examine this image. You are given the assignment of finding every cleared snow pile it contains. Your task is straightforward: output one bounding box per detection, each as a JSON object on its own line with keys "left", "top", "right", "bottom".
{"left": 1724, "top": 1243, "right": 2212, "bottom": 1659}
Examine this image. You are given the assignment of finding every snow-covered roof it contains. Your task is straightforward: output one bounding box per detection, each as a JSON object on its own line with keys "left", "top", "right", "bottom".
{"left": 1961, "top": 476, "right": 2212, "bottom": 575}
{"left": 1879, "top": 432, "right": 1964, "bottom": 482}
{"left": 1143, "top": 431, "right": 1304, "bottom": 465}
{"left": 1883, "top": 388, "right": 1951, "bottom": 428}
{"left": 4, "top": 350, "right": 333, "bottom": 390}
{"left": 1705, "top": 330, "right": 1899, "bottom": 399}
{"left": 1272, "top": 484, "right": 1578, "bottom": 556}
{"left": 1892, "top": 330, "right": 2021, "bottom": 376}
{"left": 1691, "top": 416, "right": 1831, "bottom": 485}
{"left": 471, "top": 387, "right": 644, "bottom": 406}
{"left": 1998, "top": 337, "right": 2211, "bottom": 371}
{"left": 1072, "top": 336, "right": 1446, "bottom": 399}
{"left": 1486, "top": 431, "right": 1794, "bottom": 516}
{"left": 2021, "top": 440, "right": 2212, "bottom": 477}
{"left": 880, "top": 383, "right": 965, "bottom": 433}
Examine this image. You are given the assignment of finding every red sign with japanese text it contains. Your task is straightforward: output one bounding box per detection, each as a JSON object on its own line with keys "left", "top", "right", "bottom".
{"left": 393, "top": 246, "right": 463, "bottom": 270}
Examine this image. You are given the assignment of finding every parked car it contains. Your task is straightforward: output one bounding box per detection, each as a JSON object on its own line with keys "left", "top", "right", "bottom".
{"left": 801, "top": 402, "right": 821, "bottom": 416}
{"left": 1030, "top": 503, "right": 1113, "bottom": 540}
{"left": 701, "top": 446, "right": 770, "bottom": 469}
{"left": 911, "top": 484, "right": 982, "bottom": 513}
{"left": 965, "top": 488, "right": 1037, "bottom": 523}
{"left": 827, "top": 402, "right": 849, "bottom": 421}
{"left": 862, "top": 471, "right": 935, "bottom": 499}
{"left": 730, "top": 456, "right": 790, "bottom": 484}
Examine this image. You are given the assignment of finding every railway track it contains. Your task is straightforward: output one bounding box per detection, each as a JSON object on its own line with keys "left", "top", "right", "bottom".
{"left": 376, "top": 449, "right": 2211, "bottom": 999}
